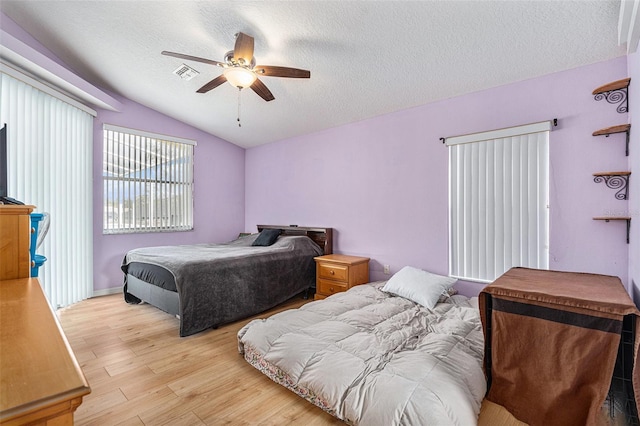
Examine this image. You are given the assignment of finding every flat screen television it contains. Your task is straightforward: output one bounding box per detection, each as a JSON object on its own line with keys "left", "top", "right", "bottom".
{"left": 0, "top": 123, "right": 23, "bottom": 205}
{"left": 0, "top": 123, "right": 7, "bottom": 199}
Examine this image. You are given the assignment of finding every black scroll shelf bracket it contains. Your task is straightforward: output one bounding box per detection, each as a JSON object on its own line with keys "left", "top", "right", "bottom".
{"left": 593, "top": 124, "right": 631, "bottom": 156}
{"left": 593, "top": 217, "right": 631, "bottom": 244}
{"left": 593, "top": 172, "right": 631, "bottom": 200}
{"left": 593, "top": 78, "right": 630, "bottom": 114}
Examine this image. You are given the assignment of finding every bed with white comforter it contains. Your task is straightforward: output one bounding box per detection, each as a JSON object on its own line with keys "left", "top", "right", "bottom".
{"left": 237, "top": 281, "right": 486, "bottom": 425}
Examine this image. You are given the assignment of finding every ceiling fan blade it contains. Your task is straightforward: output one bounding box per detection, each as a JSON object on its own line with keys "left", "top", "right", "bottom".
{"left": 254, "top": 65, "right": 310, "bottom": 79}
{"left": 250, "top": 78, "right": 275, "bottom": 102}
{"left": 161, "top": 51, "right": 224, "bottom": 67}
{"left": 196, "top": 74, "right": 227, "bottom": 93}
{"left": 233, "top": 32, "right": 254, "bottom": 66}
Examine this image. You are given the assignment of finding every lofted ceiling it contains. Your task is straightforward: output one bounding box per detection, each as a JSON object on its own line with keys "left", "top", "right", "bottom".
{"left": 0, "top": 1, "right": 629, "bottom": 148}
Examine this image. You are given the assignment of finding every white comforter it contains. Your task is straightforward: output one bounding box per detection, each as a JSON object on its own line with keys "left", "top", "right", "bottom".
{"left": 238, "top": 282, "right": 486, "bottom": 425}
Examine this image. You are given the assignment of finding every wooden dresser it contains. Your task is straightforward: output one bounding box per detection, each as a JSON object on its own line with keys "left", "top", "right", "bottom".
{"left": 0, "top": 205, "right": 90, "bottom": 425}
{"left": 314, "top": 254, "right": 370, "bottom": 300}
{"left": 0, "top": 205, "right": 34, "bottom": 280}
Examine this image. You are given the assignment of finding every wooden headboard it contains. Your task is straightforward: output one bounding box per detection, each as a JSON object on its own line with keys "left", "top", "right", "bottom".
{"left": 257, "top": 225, "right": 333, "bottom": 255}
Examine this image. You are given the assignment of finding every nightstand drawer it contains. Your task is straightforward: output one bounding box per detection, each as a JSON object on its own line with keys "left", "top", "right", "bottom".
{"left": 318, "top": 263, "right": 349, "bottom": 282}
{"left": 317, "top": 278, "right": 348, "bottom": 296}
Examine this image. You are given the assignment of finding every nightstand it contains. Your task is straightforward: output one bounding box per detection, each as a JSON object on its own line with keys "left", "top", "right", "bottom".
{"left": 314, "top": 254, "right": 370, "bottom": 300}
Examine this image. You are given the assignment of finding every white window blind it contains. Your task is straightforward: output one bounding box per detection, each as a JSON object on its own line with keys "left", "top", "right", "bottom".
{"left": 103, "top": 124, "right": 195, "bottom": 234}
{"left": 0, "top": 71, "right": 93, "bottom": 309}
{"left": 447, "top": 121, "right": 550, "bottom": 283}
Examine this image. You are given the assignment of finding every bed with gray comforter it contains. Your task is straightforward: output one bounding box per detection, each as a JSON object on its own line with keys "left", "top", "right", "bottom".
{"left": 123, "top": 234, "right": 323, "bottom": 336}
{"left": 238, "top": 282, "right": 486, "bottom": 425}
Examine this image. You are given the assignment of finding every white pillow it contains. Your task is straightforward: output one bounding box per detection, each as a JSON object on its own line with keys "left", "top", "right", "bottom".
{"left": 382, "top": 266, "right": 457, "bottom": 309}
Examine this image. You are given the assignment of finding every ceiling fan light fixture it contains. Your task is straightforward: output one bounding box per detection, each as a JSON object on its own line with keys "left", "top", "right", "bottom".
{"left": 224, "top": 67, "right": 257, "bottom": 88}
{"left": 162, "top": 31, "right": 307, "bottom": 101}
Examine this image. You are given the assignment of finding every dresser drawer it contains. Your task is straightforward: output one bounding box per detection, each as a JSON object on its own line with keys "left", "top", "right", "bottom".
{"left": 317, "top": 278, "right": 348, "bottom": 296}
{"left": 318, "top": 263, "right": 349, "bottom": 282}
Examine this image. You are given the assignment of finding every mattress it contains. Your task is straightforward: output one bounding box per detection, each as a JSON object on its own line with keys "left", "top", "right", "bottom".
{"left": 126, "top": 261, "right": 177, "bottom": 291}
{"left": 238, "top": 282, "right": 486, "bottom": 425}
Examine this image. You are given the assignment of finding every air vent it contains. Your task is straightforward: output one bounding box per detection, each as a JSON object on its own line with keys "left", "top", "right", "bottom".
{"left": 173, "top": 64, "right": 199, "bottom": 81}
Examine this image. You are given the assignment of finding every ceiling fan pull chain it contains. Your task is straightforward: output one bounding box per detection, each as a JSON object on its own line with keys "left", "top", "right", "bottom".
{"left": 237, "top": 88, "right": 242, "bottom": 127}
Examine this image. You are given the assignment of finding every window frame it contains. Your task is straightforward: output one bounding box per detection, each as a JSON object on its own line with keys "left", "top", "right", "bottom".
{"left": 102, "top": 124, "right": 196, "bottom": 235}
{"left": 446, "top": 121, "right": 551, "bottom": 283}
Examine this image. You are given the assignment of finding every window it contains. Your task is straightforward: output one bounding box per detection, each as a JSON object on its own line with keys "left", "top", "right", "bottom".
{"left": 447, "top": 121, "right": 551, "bottom": 283}
{"left": 103, "top": 124, "right": 195, "bottom": 234}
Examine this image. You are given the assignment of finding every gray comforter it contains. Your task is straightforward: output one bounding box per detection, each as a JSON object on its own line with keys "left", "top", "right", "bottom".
{"left": 123, "top": 235, "right": 323, "bottom": 336}
{"left": 238, "top": 282, "right": 486, "bottom": 425}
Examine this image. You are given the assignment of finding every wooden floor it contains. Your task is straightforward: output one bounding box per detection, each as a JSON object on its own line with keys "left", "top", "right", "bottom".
{"left": 57, "top": 293, "right": 525, "bottom": 425}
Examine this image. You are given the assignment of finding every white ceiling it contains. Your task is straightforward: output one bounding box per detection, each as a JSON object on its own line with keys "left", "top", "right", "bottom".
{"left": 0, "top": 1, "right": 629, "bottom": 148}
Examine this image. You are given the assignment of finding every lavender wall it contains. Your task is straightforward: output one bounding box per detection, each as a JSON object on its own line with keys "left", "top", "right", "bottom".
{"left": 246, "top": 57, "right": 631, "bottom": 296}
{"left": 93, "top": 98, "right": 245, "bottom": 292}
{"left": 628, "top": 50, "right": 640, "bottom": 303}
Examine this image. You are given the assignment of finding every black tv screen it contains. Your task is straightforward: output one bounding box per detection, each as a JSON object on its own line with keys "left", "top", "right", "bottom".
{"left": 0, "top": 123, "right": 6, "bottom": 198}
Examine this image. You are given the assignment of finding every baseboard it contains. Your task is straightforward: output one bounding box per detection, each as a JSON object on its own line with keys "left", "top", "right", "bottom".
{"left": 92, "top": 287, "right": 122, "bottom": 297}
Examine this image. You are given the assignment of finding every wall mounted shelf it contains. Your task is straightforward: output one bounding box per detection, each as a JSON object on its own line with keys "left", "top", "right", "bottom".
{"left": 593, "top": 78, "right": 630, "bottom": 113}
{"left": 593, "top": 217, "right": 631, "bottom": 244}
{"left": 593, "top": 171, "right": 631, "bottom": 200}
{"left": 592, "top": 124, "right": 631, "bottom": 156}
{"left": 591, "top": 78, "right": 631, "bottom": 245}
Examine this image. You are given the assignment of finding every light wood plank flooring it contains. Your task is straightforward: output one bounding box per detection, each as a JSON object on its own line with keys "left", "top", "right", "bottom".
{"left": 57, "top": 293, "right": 525, "bottom": 425}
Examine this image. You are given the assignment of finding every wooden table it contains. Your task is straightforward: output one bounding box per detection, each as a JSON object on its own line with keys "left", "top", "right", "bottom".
{"left": 0, "top": 278, "right": 90, "bottom": 425}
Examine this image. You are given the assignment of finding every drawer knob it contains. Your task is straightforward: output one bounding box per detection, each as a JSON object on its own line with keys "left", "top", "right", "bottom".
{"left": 329, "top": 270, "right": 335, "bottom": 275}
{"left": 330, "top": 287, "right": 335, "bottom": 292}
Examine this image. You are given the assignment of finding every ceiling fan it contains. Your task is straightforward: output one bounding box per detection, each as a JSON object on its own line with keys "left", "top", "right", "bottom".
{"left": 162, "top": 32, "right": 310, "bottom": 102}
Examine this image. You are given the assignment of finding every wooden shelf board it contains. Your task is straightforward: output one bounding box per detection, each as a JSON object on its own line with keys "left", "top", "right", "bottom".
{"left": 592, "top": 78, "right": 631, "bottom": 95}
{"left": 592, "top": 124, "right": 630, "bottom": 136}
{"left": 593, "top": 217, "right": 631, "bottom": 243}
{"left": 593, "top": 171, "right": 631, "bottom": 176}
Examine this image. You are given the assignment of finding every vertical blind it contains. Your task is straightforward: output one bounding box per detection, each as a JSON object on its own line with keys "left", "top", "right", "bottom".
{"left": 0, "top": 72, "right": 93, "bottom": 309}
{"left": 103, "top": 124, "right": 195, "bottom": 234}
{"left": 447, "top": 122, "right": 550, "bottom": 282}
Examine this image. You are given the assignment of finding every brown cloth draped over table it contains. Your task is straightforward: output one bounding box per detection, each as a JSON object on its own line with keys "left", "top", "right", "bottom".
{"left": 479, "top": 267, "right": 640, "bottom": 426}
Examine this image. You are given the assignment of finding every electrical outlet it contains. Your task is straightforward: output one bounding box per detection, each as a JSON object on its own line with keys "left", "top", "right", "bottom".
{"left": 383, "top": 264, "right": 390, "bottom": 274}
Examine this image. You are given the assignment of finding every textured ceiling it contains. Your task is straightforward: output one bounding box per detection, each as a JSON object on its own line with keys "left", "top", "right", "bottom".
{"left": 0, "top": 1, "right": 628, "bottom": 148}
